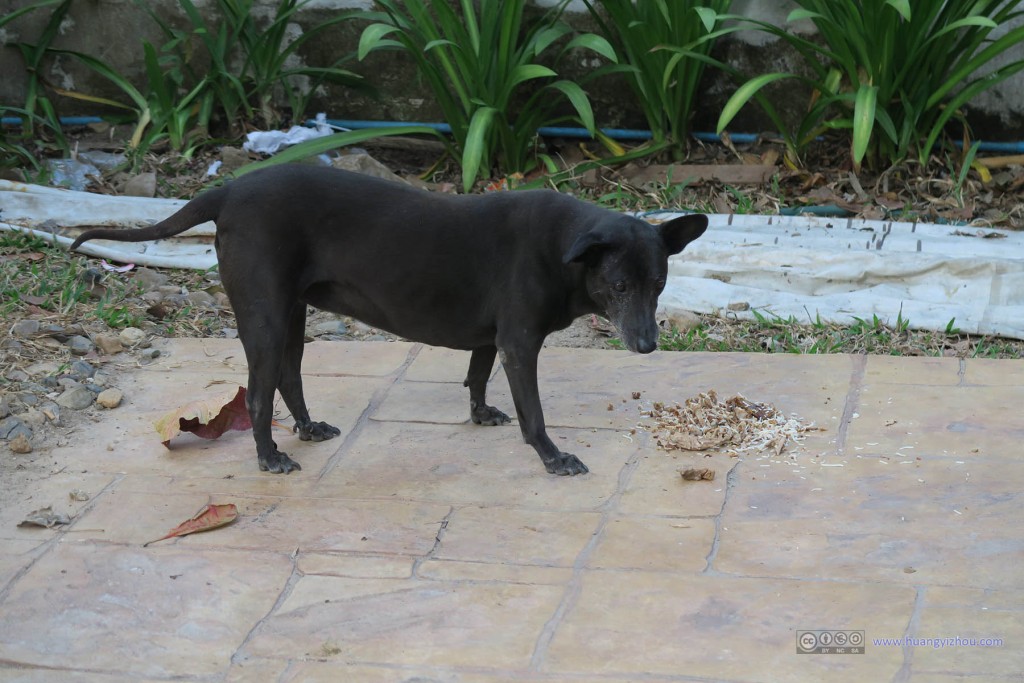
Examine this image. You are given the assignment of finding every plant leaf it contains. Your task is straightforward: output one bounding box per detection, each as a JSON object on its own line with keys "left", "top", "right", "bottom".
{"left": 232, "top": 126, "right": 447, "bottom": 177}
{"left": 462, "top": 106, "right": 498, "bottom": 193}
{"left": 852, "top": 84, "right": 878, "bottom": 170}
{"left": 564, "top": 33, "right": 618, "bottom": 63}
{"left": 717, "top": 72, "right": 794, "bottom": 134}
{"left": 885, "top": 0, "right": 912, "bottom": 22}
{"left": 357, "top": 23, "right": 401, "bottom": 60}
{"left": 548, "top": 80, "right": 595, "bottom": 133}
{"left": 142, "top": 503, "right": 238, "bottom": 547}
{"left": 787, "top": 8, "right": 824, "bottom": 23}
{"left": 155, "top": 386, "right": 252, "bottom": 447}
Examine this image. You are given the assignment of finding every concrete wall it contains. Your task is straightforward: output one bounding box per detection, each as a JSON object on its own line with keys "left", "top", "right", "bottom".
{"left": 2, "top": 0, "right": 1022, "bottom": 140}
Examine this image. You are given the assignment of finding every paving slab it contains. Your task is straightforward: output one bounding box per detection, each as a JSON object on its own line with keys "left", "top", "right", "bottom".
{"left": 1, "top": 341, "right": 1022, "bottom": 682}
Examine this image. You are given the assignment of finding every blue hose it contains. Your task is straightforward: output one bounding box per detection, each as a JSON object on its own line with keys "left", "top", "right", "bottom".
{"left": 4, "top": 115, "right": 1024, "bottom": 153}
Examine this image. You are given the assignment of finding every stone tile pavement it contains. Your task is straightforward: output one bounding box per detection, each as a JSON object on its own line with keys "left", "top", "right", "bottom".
{"left": 1, "top": 340, "right": 1021, "bottom": 682}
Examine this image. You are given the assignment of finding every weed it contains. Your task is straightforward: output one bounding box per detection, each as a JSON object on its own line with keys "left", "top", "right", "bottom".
{"left": 93, "top": 300, "right": 143, "bottom": 329}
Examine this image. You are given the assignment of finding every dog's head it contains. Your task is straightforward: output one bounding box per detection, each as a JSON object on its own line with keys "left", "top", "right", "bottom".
{"left": 564, "top": 213, "right": 707, "bottom": 353}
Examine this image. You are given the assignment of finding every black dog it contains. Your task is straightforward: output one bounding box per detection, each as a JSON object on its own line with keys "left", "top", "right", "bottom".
{"left": 72, "top": 165, "right": 706, "bottom": 475}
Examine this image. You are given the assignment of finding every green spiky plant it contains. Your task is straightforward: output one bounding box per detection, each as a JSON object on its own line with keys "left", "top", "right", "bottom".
{"left": 713, "top": 0, "right": 1024, "bottom": 170}
{"left": 142, "top": 0, "right": 367, "bottom": 133}
{"left": 583, "top": 0, "right": 733, "bottom": 160}
{"left": 357, "top": 0, "right": 618, "bottom": 192}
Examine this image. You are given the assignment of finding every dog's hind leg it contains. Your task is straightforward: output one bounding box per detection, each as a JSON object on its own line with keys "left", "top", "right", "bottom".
{"left": 236, "top": 326, "right": 301, "bottom": 474}
{"left": 463, "top": 345, "right": 511, "bottom": 426}
{"left": 280, "top": 303, "right": 341, "bottom": 443}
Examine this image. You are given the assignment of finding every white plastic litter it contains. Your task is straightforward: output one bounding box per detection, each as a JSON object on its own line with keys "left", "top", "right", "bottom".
{"left": 0, "top": 179, "right": 217, "bottom": 270}
{"left": 3, "top": 179, "right": 1024, "bottom": 338}
{"left": 651, "top": 211, "right": 1024, "bottom": 339}
{"left": 241, "top": 113, "right": 333, "bottom": 154}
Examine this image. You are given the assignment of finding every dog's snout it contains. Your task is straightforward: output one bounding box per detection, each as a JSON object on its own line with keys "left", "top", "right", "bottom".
{"left": 636, "top": 337, "right": 657, "bottom": 354}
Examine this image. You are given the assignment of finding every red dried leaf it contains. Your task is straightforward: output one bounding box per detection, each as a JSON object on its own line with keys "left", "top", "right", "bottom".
{"left": 155, "top": 386, "right": 252, "bottom": 447}
{"left": 143, "top": 503, "right": 238, "bottom": 547}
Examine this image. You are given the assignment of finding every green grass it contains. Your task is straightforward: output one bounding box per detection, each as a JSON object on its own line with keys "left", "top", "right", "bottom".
{"left": 1, "top": 230, "right": 140, "bottom": 324}
{"left": 655, "top": 310, "right": 1023, "bottom": 359}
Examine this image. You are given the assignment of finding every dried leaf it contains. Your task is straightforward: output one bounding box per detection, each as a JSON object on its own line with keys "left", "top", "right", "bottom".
{"left": 640, "top": 390, "right": 820, "bottom": 457}
{"left": 155, "top": 386, "right": 252, "bottom": 447}
{"left": 681, "top": 467, "right": 716, "bottom": 481}
{"left": 19, "top": 505, "right": 71, "bottom": 528}
{"left": 143, "top": 503, "right": 238, "bottom": 547}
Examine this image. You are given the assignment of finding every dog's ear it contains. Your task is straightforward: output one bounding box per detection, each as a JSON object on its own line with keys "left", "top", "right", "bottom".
{"left": 659, "top": 214, "right": 708, "bottom": 255}
{"left": 563, "top": 227, "right": 617, "bottom": 265}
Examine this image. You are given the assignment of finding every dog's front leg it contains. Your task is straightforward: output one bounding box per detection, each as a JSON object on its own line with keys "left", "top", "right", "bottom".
{"left": 464, "top": 346, "right": 511, "bottom": 426}
{"left": 498, "top": 343, "right": 589, "bottom": 476}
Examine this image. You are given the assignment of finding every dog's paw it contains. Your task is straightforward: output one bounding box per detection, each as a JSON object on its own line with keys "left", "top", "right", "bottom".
{"left": 470, "top": 402, "right": 512, "bottom": 426}
{"left": 259, "top": 446, "right": 302, "bottom": 474}
{"left": 544, "top": 452, "right": 589, "bottom": 476}
{"left": 295, "top": 420, "right": 342, "bottom": 442}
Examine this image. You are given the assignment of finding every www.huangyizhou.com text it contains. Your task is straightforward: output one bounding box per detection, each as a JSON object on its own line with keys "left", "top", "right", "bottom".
{"left": 873, "top": 636, "right": 1004, "bottom": 649}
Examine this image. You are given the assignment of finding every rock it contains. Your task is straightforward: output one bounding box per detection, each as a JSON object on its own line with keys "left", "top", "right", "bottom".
{"left": 69, "top": 360, "right": 96, "bottom": 380}
{"left": 4, "top": 368, "right": 28, "bottom": 382}
{"left": 92, "top": 369, "right": 115, "bottom": 387}
{"left": 0, "top": 395, "right": 9, "bottom": 419}
{"left": 123, "top": 171, "right": 157, "bottom": 197}
{"left": 0, "top": 416, "right": 23, "bottom": 439}
{"left": 25, "top": 361, "right": 61, "bottom": 377}
{"left": 186, "top": 290, "right": 216, "bottom": 309}
{"left": 40, "top": 323, "right": 69, "bottom": 340}
{"left": 40, "top": 375, "right": 59, "bottom": 389}
{"left": 7, "top": 422, "right": 32, "bottom": 442}
{"left": 8, "top": 433, "right": 32, "bottom": 454}
{"left": 141, "top": 290, "right": 164, "bottom": 305}
{"left": 94, "top": 333, "right": 124, "bottom": 355}
{"left": 133, "top": 267, "right": 170, "bottom": 290}
{"left": 56, "top": 386, "right": 96, "bottom": 410}
{"left": 333, "top": 152, "right": 411, "bottom": 185}
{"left": 85, "top": 383, "right": 104, "bottom": 394}
{"left": 96, "top": 388, "right": 123, "bottom": 409}
{"left": 313, "top": 320, "right": 348, "bottom": 336}
{"left": 12, "top": 319, "right": 40, "bottom": 338}
{"left": 2, "top": 339, "right": 22, "bottom": 351}
{"left": 213, "top": 292, "right": 231, "bottom": 309}
{"left": 39, "top": 401, "right": 60, "bottom": 424}
{"left": 118, "top": 327, "right": 146, "bottom": 347}
{"left": 222, "top": 327, "right": 238, "bottom": 339}
{"left": 140, "top": 348, "right": 161, "bottom": 360}
{"left": 17, "top": 408, "right": 45, "bottom": 428}
{"left": 662, "top": 310, "right": 702, "bottom": 333}
{"left": 219, "top": 146, "right": 253, "bottom": 173}
{"left": 16, "top": 392, "right": 39, "bottom": 406}
{"left": 58, "top": 377, "right": 83, "bottom": 390}
{"left": 66, "top": 335, "right": 95, "bottom": 356}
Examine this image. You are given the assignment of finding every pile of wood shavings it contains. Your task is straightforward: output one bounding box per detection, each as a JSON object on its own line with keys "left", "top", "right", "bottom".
{"left": 639, "top": 390, "right": 819, "bottom": 457}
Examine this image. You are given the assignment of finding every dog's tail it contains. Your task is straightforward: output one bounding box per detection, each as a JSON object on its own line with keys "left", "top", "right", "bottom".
{"left": 70, "top": 185, "right": 228, "bottom": 251}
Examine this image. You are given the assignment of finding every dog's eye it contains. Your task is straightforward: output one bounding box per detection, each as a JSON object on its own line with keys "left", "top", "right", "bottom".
{"left": 655, "top": 278, "right": 666, "bottom": 289}
{"left": 613, "top": 281, "right": 627, "bottom": 293}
